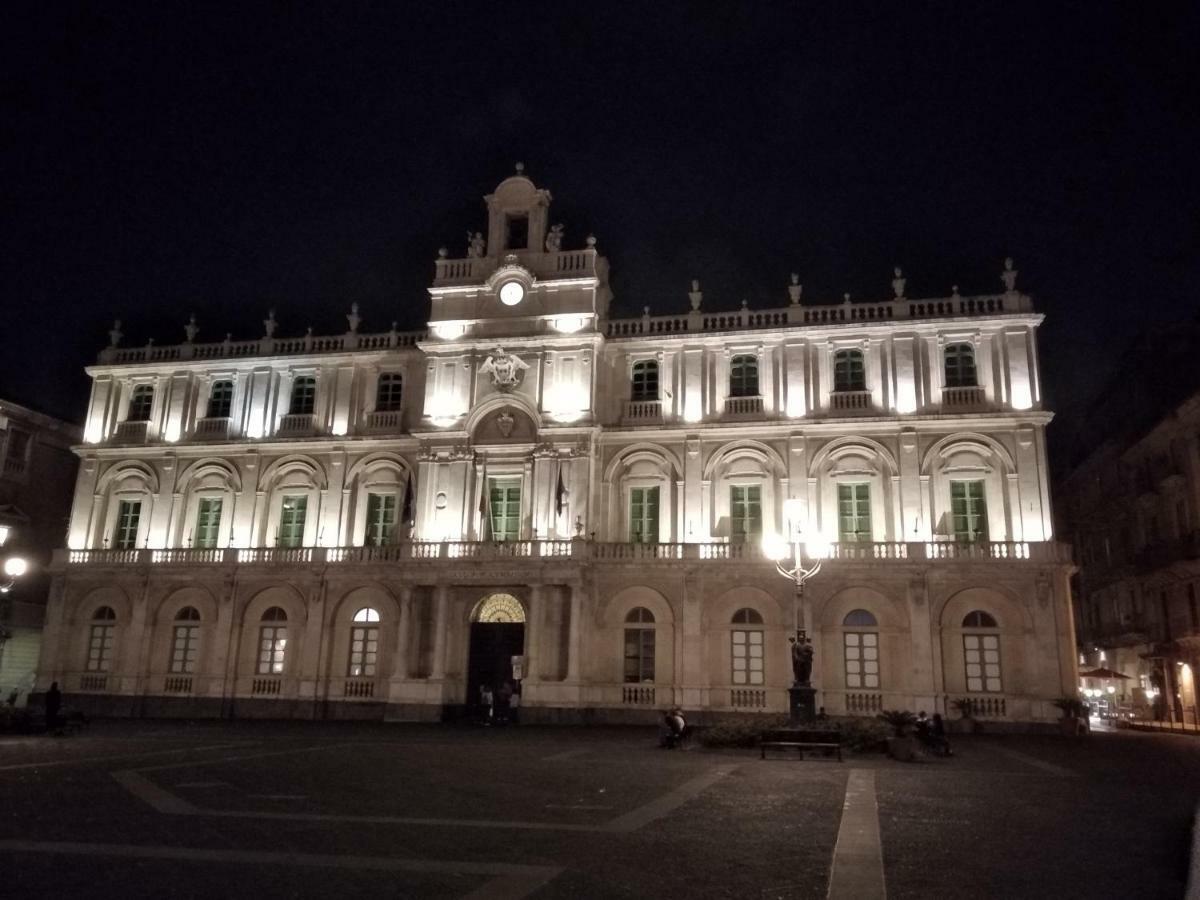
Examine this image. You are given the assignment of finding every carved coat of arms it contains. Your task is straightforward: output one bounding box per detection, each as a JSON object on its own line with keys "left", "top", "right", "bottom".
{"left": 479, "top": 346, "right": 530, "bottom": 392}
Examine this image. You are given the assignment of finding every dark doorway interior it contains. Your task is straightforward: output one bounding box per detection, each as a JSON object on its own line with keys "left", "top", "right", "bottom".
{"left": 467, "top": 622, "right": 525, "bottom": 705}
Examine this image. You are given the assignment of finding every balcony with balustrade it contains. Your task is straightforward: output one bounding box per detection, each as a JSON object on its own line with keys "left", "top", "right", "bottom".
{"left": 724, "top": 396, "right": 764, "bottom": 418}
{"left": 829, "top": 391, "right": 873, "bottom": 413}
{"left": 432, "top": 247, "right": 601, "bottom": 287}
{"left": 193, "top": 417, "right": 232, "bottom": 441}
{"left": 276, "top": 413, "right": 316, "bottom": 437}
{"left": 942, "top": 386, "right": 988, "bottom": 410}
{"left": 55, "top": 539, "right": 1073, "bottom": 573}
{"left": 622, "top": 400, "right": 663, "bottom": 425}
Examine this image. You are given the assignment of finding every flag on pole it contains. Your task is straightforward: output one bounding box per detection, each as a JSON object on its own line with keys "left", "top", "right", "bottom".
{"left": 555, "top": 460, "right": 567, "bottom": 518}
{"left": 401, "top": 472, "right": 415, "bottom": 527}
{"left": 478, "top": 461, "right": 491, "bottom": 541}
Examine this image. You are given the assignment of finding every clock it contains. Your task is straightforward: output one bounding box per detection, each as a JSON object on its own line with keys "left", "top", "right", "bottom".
{"left": 499, "top": 281, "right": 526, "bottom": 306}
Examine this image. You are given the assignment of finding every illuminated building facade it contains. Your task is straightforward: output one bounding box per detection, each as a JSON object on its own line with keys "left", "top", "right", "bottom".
{"left": 38, "top": 170, "right": 1076, "bottom": 723}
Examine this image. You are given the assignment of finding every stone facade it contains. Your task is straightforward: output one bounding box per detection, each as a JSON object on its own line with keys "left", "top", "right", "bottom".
{"left": 0, "top": 400, "right": 80, "bottom": 705}
{"left": 38, "top": 170, "right": 1076, "bottom": 723}
{"left": 1063, "top": 380, "right": 1200, "bottom": 723}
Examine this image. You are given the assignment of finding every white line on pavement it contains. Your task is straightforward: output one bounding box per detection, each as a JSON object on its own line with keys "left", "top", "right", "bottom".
{"left": 0, "top": 742, "right": 250, "bottom": 773}
{"left": 0, "top": 839, "right": 563, "bottom": 900}
{"left": 602, "top": 764, "right": 736, "bottom": 833}
{"left": 827, "top": 769, "right": 886, "bottom": 900}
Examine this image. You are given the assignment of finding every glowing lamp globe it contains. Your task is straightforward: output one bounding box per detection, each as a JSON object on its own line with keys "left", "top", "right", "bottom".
{"left": 782, "top": 498, "right": 804, "bottom": 529}
{"left": 761, "top": 533, "right": 788, "bottom": 562}
{"left": 3, "top": 557, "right": 27, "bottom": 578}
{"left": 804, "top": 539, "right": 831, "bottom": 560}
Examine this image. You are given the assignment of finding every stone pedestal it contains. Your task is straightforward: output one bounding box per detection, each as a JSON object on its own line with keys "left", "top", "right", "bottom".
{"left": 789, "top": 685, "right": 816, "bottom": 723}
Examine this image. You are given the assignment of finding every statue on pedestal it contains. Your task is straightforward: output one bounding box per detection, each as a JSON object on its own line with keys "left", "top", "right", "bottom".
{"left": 790, "top": 637, "right": 814, "bottom": 686}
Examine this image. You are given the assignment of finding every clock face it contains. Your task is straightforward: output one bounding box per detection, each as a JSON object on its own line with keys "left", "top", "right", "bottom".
{"left": 499, "top": 281, "right": 525, "bottom": 306}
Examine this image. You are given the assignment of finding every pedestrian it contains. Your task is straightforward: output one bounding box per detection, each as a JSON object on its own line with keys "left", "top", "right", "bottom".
{"left": 45, "top": 681, "right": 62, "bottom": 734}
{"left": 480, "top": 684, "right": 494, "bottom": 725}
{"left": 496, "top": 681, "right": 513, "bottom": 725}
{"left": 669, "top": 708, "right": 687, "bottom": 748}
{"left": 931, "top": 713, "right": 953, "bottom": 756}
{"left": 659, "top": 710, "right": 678, "bottom": 749}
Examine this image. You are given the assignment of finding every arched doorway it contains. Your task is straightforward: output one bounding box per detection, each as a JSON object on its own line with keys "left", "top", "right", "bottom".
{"left": 466, "top": 593, "right": 526, "bottom": 707}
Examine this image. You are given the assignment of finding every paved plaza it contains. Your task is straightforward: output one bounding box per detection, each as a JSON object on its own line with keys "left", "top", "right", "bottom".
{"left": 0, "top": 721, "right": 1196, "bottom": 898}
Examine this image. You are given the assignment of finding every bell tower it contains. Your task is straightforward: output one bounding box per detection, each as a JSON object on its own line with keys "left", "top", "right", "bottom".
{"left": 485, "top": 162, "right": 551, "bottom": 257}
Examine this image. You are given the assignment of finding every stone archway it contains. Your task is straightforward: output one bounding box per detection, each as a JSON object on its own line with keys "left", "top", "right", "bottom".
{"left": 466, "top": 593, "right": 526, "bottom": 713}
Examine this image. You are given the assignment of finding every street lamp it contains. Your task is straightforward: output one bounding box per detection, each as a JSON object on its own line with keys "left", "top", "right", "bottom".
{"left": 763, "top": 498, "right": 830, "bottom": 722}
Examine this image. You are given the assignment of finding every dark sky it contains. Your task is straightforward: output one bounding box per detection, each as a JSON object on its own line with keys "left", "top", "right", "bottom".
{"left": 3, "top": 3, "right": 1198, "bottom": 462}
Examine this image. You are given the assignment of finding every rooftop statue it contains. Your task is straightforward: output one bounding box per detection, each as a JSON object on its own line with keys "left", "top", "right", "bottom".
{"left": 184, "top": 314, "right": 199, "bottom": 343}
{"left": 263, "top": 309, "right": 278, "bottom": 339}
{"left": 467, "top": 231, "right": 486, "bottom": 258}
{"left": 892, "top": 267, "right": 906, "bottom": 299}
{"left": 108, "top": 319, "right": 123, "bottom": 348}
{"left": 346, "top": 302, "right": 361, "bottom": 334}
{"left": 545, "top": 223, "right": 564, "bottom": 253}
{"left": 1001, "top": 257, "right": 1019, "bottom": 293}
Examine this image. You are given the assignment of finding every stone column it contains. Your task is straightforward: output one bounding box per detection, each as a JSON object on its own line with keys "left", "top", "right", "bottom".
{"left": 566, "top": 583, "right": 582, "bottom": 683}
{"left": 392, "top": 585, "right": 413, "bottom": 680}
{"left": 525, "top": 584, "right": 543, "bottom": 683}
{"left": 430, "top": 584, "right": 449, "bottom": 680}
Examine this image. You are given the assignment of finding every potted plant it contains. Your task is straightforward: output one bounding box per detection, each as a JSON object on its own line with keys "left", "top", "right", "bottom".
{"left": 878, "top": 709, "right": 918, "bottom": 761}
{"left": 951, "top": 698, "right": 978, "bottom": 733}
{"left": 1052, "top": 696, "right": 1088, "bottom": 737}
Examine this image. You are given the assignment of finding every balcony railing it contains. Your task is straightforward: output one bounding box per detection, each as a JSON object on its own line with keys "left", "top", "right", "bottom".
{"left": 194, "top": 417, "right": 232, "bottom": 440}
{"left": 112, "top": 420, "right": 149, "bottom": 443}
{"left": 724, "top": 396, "right": 764, "bottom": 417}
{"left": 277, "top": 413, "right": 316, "bottom": 436}
{"left": 942, "top": 385, "right": 987, "bottom": 409}
{"left": 364, "top": 410, "right": 402, "bottom": 432}
{"left": 730, "top": 688, "right": 768, "bottom": 709}
{"left": 622, "top": 685, "right": 656, "bottom": 706}
{"left": 163, "top": 676, "right": 193, "bottom": 694}
{"left": 830, "top": 390, "right": 872, "bottom": 412}
{"left": 622, "top": 400, "right": 663, "bottom": 424}
{"left": 57, "top": 539, "right": 1074, "bottom": 569}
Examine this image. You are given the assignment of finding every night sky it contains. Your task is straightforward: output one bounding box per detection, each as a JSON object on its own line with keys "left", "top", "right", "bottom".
{"left": 3, "top": 3, "right": 1197, "bottom": 469}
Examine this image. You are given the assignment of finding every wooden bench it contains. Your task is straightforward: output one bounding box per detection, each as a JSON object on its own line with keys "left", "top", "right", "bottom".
{"left": 759, "top": 728, "right": 842, "bottom": 761}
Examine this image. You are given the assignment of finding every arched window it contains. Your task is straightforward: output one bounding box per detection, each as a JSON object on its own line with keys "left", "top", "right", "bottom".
{"left": 630, "top": 360, "right": 659, "bottom": 402}
{"left": 289, "top": 376, "right": 316, "bottom": 415}
{"left": 731, "top": 608, "right": 764, "bottom": 686}
{"left": 729, "top": 355, "right": 759, "bottom": 398}
{"left": 951, "top": 481, "right": 988, "bottom": 543}
{"left": 277, "top": 495, "right": 308, "bottom": 548}
{"left": 833, "top": 350, "right": 866, "bottom": 392}
{"left": 170, "top": 607, "right": 201, "bottom": 675}
{"left": 207, "top": 380, "right": 234, "bottom": 419}
{"left": 127, "top": 385, "right": 154, "bottom": 422}
{"left": 843, "top": 609, "right": 879, "bottom": 690}
{"left": 257, "top": 607, "right": 288, "bottom": 675}
{"left": 944, "top": 343, "right": 977, "bottom": 388}
{"left": 349, "top": 608, "right": 380, "bottom": 677}
{"left": 962, "top": 610, "right": 1001, "bottom": 693}
{"left": 624, "top": 607, "right": 655, "bottom": 683}
{"left": 375, "top": 373, "right": 404, "bottom": 413}
{"left": 86, "top": 607, "right": 117, "bottom": 673}
{"left": 113, "top": 498, "right": 143, "bottom": 550}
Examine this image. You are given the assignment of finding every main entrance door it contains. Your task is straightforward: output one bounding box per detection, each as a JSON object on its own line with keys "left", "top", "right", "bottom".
{"left": 466, "top": 593, "right": 526, "bottom": 706}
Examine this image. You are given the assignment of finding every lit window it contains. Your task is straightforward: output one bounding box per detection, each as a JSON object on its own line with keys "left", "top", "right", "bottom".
{"left": 169, "top": 607, "right": 201, "bottom": 674}
{"left": 86, "top": 607, "right": 117, "bottom": 673}
{"left": 365, "top": 493, "right": 397, "bottom": 547}
{"left": 488, "top": 480, "right": 521, "bottom": 542}
{"left": 114, "top": 499, "right": 142, "bottom": 550}
{"left": 624, "top": 607, "right": 656, "bottom": 683}
{"left": 962, "top": 610, "right": 1001, "bottom": 693}
{"left": 375, "top": 373, "right": 404, "bottom": 413}
{"left": 944, "top": 344, "right": 978, "bottom": 388}
{"left": 838, "top": 484, "right": 871, "bottom": 542}
{"left": 731, "top": 608, "right": 764, "bottom": 686}
{"left": 951, "top": 481, "right": 988, "bottom": 542}
{"left": 289, "top": 376, "right": 316, "bottom": 415}
{"left": 630, "top": 487, "right": 659, "bottom": 544}
{"left": 833, "top": 350, "right": 866, "bottom": 392}
{"left": 631, "top": 361, "right": 659, "bottom": 402}
{"left": 730, "top": 485, "right": 762, "bottom": 542}
{"left": 843, "top": 609, "right": 879, "bottom": 690}
{"left": 194, "top": 497, "right": 223, "bottom": 549}
{"left": 207, "top": 380, "right": 234, "bottom": 418}
{"left": 257, "top": 607, "right": 288, "bottom": 675}
{"left": 278, "top": 496, "right": 307, "bottom": 548}
{"left": 127, "top": 385, "right": 154, "bottom": 422}
{"left": 729, "top": 355, "right": 759, "bottom": 398}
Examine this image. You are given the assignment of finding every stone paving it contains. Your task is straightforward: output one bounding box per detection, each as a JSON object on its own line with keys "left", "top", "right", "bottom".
{"left": 0, "top": 721, "right": 1196, "bottom": 898}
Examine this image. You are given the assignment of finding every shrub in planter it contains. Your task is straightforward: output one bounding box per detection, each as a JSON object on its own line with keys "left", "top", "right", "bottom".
{"left": 1053, "top": 696, "right": 1089, "bottom": 737}
{"left": 877, "top": 709, "right": 918, "bottom": 761}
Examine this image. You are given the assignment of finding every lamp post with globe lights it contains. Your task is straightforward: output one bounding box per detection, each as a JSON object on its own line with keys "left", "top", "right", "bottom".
{"left": 0, "top": 525, "right": 29, "bottom": 655}
{"left": 762, "top": 498, "right": 829, "bottom": 723}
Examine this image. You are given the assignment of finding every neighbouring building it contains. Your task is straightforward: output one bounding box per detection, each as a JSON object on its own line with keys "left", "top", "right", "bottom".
{"left": 0, "top": 400, "right": 80, "bottom": 705}
{"left": 37, "top": 168, "right": 1076, "bottom": 724}
{"left": 1061, "top": 322, "right": 1200, "bottom": 724}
